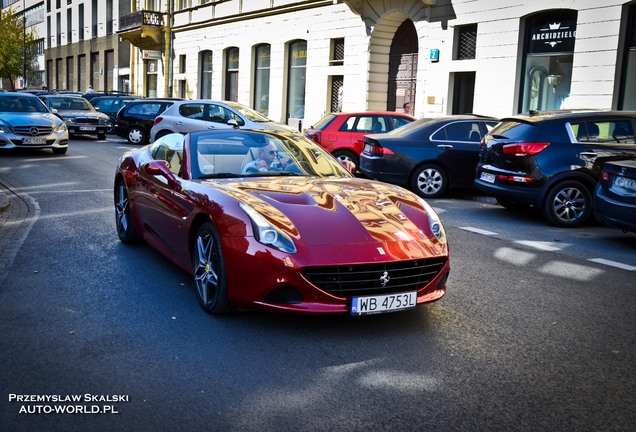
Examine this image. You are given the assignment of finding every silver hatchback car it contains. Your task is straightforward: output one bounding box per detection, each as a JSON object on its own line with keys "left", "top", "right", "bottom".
{"left": 0, "top": 93, "right": 69, "bottom": 154}
{"left": 149, "top": 100, "right": 293, "bottom": 142}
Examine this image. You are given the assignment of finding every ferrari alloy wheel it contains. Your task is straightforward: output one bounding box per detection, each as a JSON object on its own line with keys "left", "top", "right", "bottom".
{"left": 115, "top": 180, "right": 140, "bottom": 244}
{"left": 410, "top": 164, "right": 447, "bottom": 198}
{"left": 542, "top": 180, "right": 592, "bottom": 227}
{"left": 127, "top": 126, "right": 146, "bottom": 145}
{"left": 193, "top": 223, "right": 234, "bottom": 314}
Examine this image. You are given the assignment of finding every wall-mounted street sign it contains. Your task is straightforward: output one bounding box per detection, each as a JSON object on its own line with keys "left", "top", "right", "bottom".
{"left": 143, "top": 50, "right": 162, "bottom": 60}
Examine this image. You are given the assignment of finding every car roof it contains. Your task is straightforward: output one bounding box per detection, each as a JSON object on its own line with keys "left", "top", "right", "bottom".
{"left": 501, "top": 110, "right": 636, "bottom": 124}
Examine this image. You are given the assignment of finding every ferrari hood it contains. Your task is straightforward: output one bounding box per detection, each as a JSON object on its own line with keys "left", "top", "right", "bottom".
{"left": 211, "top": 177, "right": 444, "bottom": 257}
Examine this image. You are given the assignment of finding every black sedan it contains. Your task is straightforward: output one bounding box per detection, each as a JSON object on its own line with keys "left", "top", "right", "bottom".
{"left": 40, "top": 95, "right": 111, "bottom": 140}
{"left": 359, "top": 115, "right": 498, "bottom": 197}
{"left": 594, "top": 159, "right": 636, "bottom": 233}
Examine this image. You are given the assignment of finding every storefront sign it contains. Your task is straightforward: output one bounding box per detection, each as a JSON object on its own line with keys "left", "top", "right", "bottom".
{"left": 143, "top": 50, "right": 162, "bottom": 60}
{"left": 528, "top": 19, "right": 577, "bottom": 53}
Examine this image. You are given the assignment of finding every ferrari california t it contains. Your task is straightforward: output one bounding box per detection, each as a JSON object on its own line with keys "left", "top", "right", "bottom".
{"left": 114, "top": 129, "right": 450, "bottom": 315}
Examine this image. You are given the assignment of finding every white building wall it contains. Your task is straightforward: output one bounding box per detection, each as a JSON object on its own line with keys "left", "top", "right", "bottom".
{"left": 161, "top": 0, "right": 633, "bottom": 126}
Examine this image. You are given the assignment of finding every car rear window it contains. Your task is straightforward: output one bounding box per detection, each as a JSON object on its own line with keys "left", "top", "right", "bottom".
{"left": 311, "top": 114, "right": 337, "bottom": 130}
{"left": 489, "top": 121, "right": 537, "bottom": 140}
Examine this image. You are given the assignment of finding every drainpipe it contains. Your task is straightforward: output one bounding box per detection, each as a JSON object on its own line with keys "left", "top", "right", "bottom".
{"left": 164, "top": 0, "right": 173, "bottom": 97}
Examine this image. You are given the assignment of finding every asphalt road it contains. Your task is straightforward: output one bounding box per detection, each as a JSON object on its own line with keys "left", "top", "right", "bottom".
{"left": 0, "top": 137, "right": 634, "bottom": 431}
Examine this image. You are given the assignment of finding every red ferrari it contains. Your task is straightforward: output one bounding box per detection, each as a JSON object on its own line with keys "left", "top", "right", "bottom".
{"left": 114, "top": 129, "right": 450, "bottom": 315}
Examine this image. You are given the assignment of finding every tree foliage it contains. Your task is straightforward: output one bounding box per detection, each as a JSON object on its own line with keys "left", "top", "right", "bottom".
{"left": 0, "top": 6, "right": 37, "bottom": 90}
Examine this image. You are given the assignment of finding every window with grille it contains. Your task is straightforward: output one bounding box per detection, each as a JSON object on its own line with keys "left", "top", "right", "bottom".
{"left": 330, "top": 76, "right": 343, "bottom": 112}
{"left": 455, "top": 24, "right": 477, "bottom": 60}
{"left": 330, "top": 38, "right": 345, "bottom": 66}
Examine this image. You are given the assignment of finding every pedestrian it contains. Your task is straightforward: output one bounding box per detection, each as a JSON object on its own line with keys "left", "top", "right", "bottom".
{"left": 86, "top": 85, "right": 95, "bottom": 94}
{"left": 403, "top": 102, "right": 413, "bottom": 115}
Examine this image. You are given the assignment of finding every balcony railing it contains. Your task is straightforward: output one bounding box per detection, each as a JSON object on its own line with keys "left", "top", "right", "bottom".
{"left": 118, "top": 10, "right": 164, "bottom": 32}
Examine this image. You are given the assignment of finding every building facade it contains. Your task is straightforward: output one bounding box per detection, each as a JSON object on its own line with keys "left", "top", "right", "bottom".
{"left": 118, "top": 0, "right": 636, "bottom": 129}
{"left": 1, "top": 0, "right": 47, "bottom": 89}
{"left": 43, "top": 0, "right": 131, "bottom": 93}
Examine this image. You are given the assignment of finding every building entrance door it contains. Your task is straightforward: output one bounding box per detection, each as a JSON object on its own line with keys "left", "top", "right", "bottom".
{"left": 387, "top": 20, "right": 418, "bottom": 112}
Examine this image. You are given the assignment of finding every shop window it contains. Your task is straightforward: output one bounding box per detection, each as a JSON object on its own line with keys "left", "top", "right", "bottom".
{"left": 199, "top": 50, "right": 212, "bottom": 99}
{"left": 520, "top": 10, "right": 577, "bottom": 113}
{"left": 253, "top": 44, "right": 271, "bottom": 115}
{"left": 330, "top": 38, "right": 344, "bottom": 66}
{"left": 455, "top": 24, "right": 477, "bottom": 60}
{"left": 225, "top": 47, "right": 239, "bottom": 102}
{"left": 618, "top": 3, "right": 636, "bottom": 110}
{"left": 287, "top": 39, "right": 307, "bottom": 121}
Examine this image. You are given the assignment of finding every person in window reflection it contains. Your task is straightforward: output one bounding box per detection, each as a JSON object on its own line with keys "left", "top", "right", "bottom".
{"left": 242, "top": 142, "right": 288, "bottom": 173}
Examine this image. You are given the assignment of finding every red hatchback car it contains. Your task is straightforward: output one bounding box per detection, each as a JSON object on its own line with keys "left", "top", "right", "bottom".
{"left": 304, "top": 112, "right": 415, "bottom": 167}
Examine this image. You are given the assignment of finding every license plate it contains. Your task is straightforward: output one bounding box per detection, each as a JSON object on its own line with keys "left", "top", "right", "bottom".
{"left": 351, "top": 291, "right": 417, "bottom": 315}
{"left": 79, "top": 126, "right": 96, "bottom": 131}
{"left": 22, "top": 137, "right": 46, "bottom": 145}
{"left": 614, "top": 176, "right": 636, "bottom": 192}
{"left": 480, "top": 171, "right": 496, "bottom": 183}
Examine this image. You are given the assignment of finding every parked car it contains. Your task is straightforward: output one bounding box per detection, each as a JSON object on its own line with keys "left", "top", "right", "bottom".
{"left": 304, "top": 111, "right": 415, "bottom": 167}
{"left": 114, "top": 98, "right": 181, "bottom": 145}
{"left": 359, "top": 115, "right": 498, "bottom": 198}
{"left": 90, "top": 95, "right": 137, "bottom": 132}
{"left": 114, "top": 129, "right": 449, "bottom": 315}
{"left": 149, "top": 100, "right": 294, "bottom": 142}
{"left": 39, "top": 95, "right": 111, "bottom": 140}
{"left": 0, "top": 92, "right": 69, "bottom": 154}
{"left": 82, "top": 90, "right": 132, "bottom": 102}
{"left": 475, "top": 110, "right": 636, "bottom": 227}
{"left": 593, "top": 158, "right": 636, "bottom": 233}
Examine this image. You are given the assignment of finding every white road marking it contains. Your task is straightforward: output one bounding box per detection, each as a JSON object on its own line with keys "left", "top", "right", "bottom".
{"left": 514, "top": 240, "right": 565, "bottom": 252}
{"left": 588, "top": 258, "right": 636, "bottom": 272}
{"left": 539, "top": 261, "right": 604, "bottom": 281}
{"left": 460, "top": 226, "right": 498, "bottom": 236}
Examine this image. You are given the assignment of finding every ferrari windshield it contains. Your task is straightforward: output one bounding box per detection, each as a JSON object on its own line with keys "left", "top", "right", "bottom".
{"left": 187, "top": 130, "right": 353, "bottom": 180}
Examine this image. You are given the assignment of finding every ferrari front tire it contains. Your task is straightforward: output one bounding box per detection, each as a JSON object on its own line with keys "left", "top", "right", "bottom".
{"left": 115, "top": 180, "right": 140, "bottom": 244}
{"left": 193, "top": 222, "right": 234, "bottom": 314}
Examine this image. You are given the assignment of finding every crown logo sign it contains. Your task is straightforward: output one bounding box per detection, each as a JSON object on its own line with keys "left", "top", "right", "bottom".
{"left": 549, "top": 23, "right": 561, "bottom": 30}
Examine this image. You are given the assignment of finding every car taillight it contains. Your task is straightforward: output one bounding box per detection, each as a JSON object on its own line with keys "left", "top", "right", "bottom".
{"left": 600, "top": 170, "right": 612, "bottom": 183}
{"left": 363, "top": 141, "right": 394, "bottom": 156}
{"left": 502, "top": 142, "right": 549, "bottom": 156}
{"left": 153, "top": 116, "right": 163, "bottom": 125}
{"left": 305, "top": 130, "right": 321, "bottom": 144}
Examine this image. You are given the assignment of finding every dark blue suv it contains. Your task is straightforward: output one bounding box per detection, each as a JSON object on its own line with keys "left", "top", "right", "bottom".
{"left": 475, "top": 110, "right": 636, "bottom": 227}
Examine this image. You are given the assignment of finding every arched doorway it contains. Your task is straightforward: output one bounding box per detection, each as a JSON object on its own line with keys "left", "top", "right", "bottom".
{"left": 387, "top": 19, "right": 418, "bottom": 112}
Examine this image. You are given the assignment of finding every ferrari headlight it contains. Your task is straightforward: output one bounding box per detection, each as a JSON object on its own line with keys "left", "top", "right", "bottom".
{"left": 239, "top": 203, "right": 297, "bottom": 254}
{"left": 418, "top": 198, "right": 447, "bottom": 244}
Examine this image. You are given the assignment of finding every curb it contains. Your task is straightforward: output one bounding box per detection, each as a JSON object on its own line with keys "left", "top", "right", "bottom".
{"left": 0, "top": 191, "right": 10, "bottom": 212}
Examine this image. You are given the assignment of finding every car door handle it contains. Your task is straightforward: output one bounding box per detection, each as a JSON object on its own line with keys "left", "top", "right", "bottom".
{"left": 208, "top": 125, "right": 215, "bottom": 129}
{"left": 437, "top": 144, "right": 453, "bottom": 149}
{"left": 176, "top": 121, "right": 183, "bottom": 126}
{"left": 580, "top": 152, "right": 597, "bottom": 157}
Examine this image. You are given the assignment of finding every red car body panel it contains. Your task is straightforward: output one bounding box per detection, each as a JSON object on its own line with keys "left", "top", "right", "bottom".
{"left": 115, "top": 131, "right": 449, "bottom": 314}
{"left": 305, "top": 112, "right": 416, "bottom": 158}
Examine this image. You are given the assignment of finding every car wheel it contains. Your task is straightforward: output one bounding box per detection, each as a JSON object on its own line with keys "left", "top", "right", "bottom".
{"left": 97, "top": 131, "right": 107, "bottom": 140}
{"left": 193, "top": 222, "right": 234, "bottom": 314}
{"left": 127, "top": 126, "right": 147, "bottom": 145}
{"left": 542, "top": 180, "right": 592, "bottom": 227}
{"left": 52, "top": 147, "right": 67, "bottom": 155}
{"left": 332, "top": 150, "right": 359, "bottom": 169}
{"left": 410, "top": 164, "right": 448, "bottom": 198}
{"left": 106, "top": 119, "right": 114, "bottom": 134}
{"left": 114, "top": 180, "right": 140, "bottom": 244}
{"left": 154, "top": 130, "right": 172, "bottom": 142}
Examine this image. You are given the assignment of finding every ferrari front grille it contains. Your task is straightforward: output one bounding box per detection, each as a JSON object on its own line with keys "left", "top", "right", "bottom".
{"left": 301, "top": 257, "right": 447, "bottom": 298}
